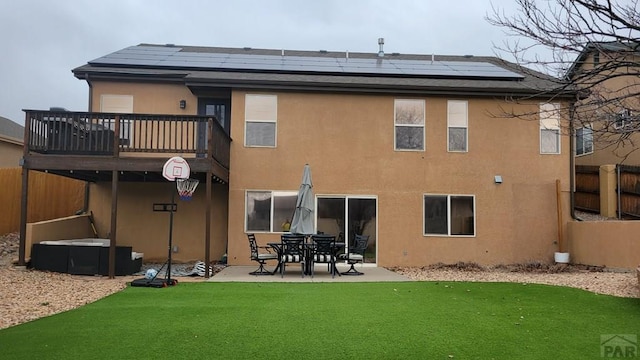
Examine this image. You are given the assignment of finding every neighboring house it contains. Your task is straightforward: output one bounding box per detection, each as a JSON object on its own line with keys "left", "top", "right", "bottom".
{"left": 569, "top": 41, "right": 640, "bottom": 166}
{"left": 19, "top": 43, "right": 574, "bottom": 270}
{"left": 0, "top": 116, "right": 24, "bottom": 167}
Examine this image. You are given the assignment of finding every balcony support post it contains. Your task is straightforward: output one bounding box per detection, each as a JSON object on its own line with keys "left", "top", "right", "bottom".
{"left": 204, "top": 116, "right": 214, "bottom": 277}
{"left": 109, "top": 169, "right": 119, "bottom": 279}
{"left": 18, "top": 112, "right": 32, "bottom": 266}
{"left": 205, "top": 172, "right": 212, "bottom": 277}
{"left": 18, "top": 168, "right": 29, "bottom": 266}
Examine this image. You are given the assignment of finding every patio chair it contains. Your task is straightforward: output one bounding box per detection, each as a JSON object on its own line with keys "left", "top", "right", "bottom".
{"left": 247, "top": 234, "right": 278, "bottom": 275}
{"left": 280, "top": 234, "right": 306, "bottom": 278}
{"left": 310, "top": 234, "right": 337, "bottom": 278}
{"left": 337, "top": 234, "right": 369, "bottom": 275}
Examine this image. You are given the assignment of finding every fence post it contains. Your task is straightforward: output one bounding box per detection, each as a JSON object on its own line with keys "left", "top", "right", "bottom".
{"left": 599, "top": 164, "right": 617, "bottom": 218}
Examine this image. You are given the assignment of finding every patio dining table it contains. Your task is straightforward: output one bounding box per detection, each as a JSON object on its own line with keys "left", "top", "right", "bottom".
{"left": 267, "top": 242, "right": 283, "bottom": 274}
{"left": 267, "top": 240, "right": 314, "bottom": 275}
{"left": 268, "top": 239, "right": 345, "bottom": 276}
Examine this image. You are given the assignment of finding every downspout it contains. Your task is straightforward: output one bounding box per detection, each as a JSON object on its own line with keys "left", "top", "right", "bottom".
{"left": 83, "top": 73, "right": 93, "bottom": 214}
{"left": 569, "top": 100, "right": 580, "bottom": 221}
{"left": 617, "top": 164, "right": 621, "bottom": 219}
{"left": 86, "top": 73, "right": 93, "bottom": 112}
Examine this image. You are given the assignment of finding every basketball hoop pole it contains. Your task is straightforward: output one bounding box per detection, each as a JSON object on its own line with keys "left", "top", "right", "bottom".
{"left": 167, "top": 183, "right": 175, "bottom": 285}
{"left": 161, "top": 156, "right": 191, "bottom": 287}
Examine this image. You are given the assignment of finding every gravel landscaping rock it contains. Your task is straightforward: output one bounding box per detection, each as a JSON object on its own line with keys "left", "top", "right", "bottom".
{"left": 0, "top": 233, "right": 222, "bottom": 330}
{"left": 391, "top": 262, "right": 638, "bottom": 298}
{"left": 0, "top": 232, "right": 637, "bottom": 330}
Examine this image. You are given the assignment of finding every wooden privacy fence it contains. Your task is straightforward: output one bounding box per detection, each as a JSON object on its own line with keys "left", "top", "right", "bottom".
{"left": 575, "top": 165, "right": 600, "bottom": 213}
{"left": 575, "top": 164, "right": 640, "bottom": 218}
{"left": 618, "top": 165, "right": 640, "bottom": 218}
{"left": 0, "top": 167, "right": 85, "bottom": 235}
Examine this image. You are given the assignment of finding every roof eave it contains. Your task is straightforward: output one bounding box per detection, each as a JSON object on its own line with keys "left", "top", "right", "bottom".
{"left": 185, "top": 77, "right": 574, "bottom": 99}
{"left": 0, "top": 134, "right": 23, "bottom": 146}
{"left": 74, "top": 65, "right": 573, "bottom": 100}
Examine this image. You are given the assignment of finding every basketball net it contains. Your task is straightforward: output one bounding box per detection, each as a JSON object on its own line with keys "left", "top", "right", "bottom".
{"left": 176, "top": 178, "right": 199, "bottom": 200}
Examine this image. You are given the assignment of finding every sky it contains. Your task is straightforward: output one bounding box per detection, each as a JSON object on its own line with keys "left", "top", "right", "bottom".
{"left": 0, "top": 0, "right": 539, "bottom": 125}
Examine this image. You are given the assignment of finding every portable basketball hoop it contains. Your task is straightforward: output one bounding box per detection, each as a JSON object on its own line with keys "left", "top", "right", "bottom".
{"left": 135, "top": 156, "right": 195, "bottom": 288}
{"left": 177, "top": 178, "right": 199, "bottom": 201}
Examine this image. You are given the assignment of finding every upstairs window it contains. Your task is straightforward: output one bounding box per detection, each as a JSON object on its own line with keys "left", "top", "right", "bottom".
{"left": 448, "top": 100, "right": 468, "bottom": 152}
{"left": 395, "top": 99, "right": 425, "bottom": 151}
{"left": 540, "top": 103, "right": 561, "bottom": 154}
{"left": 100, "top": 94, "right": 133, "bottom": 146}
{"left": 245, "top": 94, "right": 277, "bottom": 147}
{"left": 576, "top": 125, "right": 593, "bottom": 156}
{"left": 614, "top": 109, "right": 634, "bottom": 131}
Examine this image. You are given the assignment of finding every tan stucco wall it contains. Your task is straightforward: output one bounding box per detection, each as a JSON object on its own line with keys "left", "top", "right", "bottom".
{"left": 88, "top": 182, "right": 228, "bottom": 263}
{"left": 90, "top": 82, "right": 198, "bottom": 115}
{"left": 84, "top": 80, "right": 570, "bottom": 267}
{"left": 568, "top": 220, "right": 640, "bottom": 269}
{"left": 599, "top": 164, "right": 618, "bottom": 217}
{"left": 226, "top": 91, "right": 571, "bottom": 267}
{"left": 0, "top": 140, "right": 22, "bottom": 168}
{"left": 25, "top": 215, "right": 94, "bottom": 259}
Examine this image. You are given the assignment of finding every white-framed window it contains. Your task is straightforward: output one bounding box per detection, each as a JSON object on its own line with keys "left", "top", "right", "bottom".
{"left": 576, "top": 125, "right": 593, "bottom": 156}
{"left": 246, "top": 190, "right": 298, "bottom": 232}
{"left": 614, "top": 109, "right": 634, "bottom": 130}
{"left": 540, "top": 103, "right": 561, "bottom": 154}
{"left": 424, "top": 194, "right": 475, "bottom": 236}
{"left": 448, "top": 100, "right": 468, "bottom": 152}
{"left": 100, "top": 94, "right": 133, "bottom": 146}
{"left": 394, "top": 99, "right": 425, "bottom": 151}
{"left": 245, "top": 94, "right": 277, "bottom": 147}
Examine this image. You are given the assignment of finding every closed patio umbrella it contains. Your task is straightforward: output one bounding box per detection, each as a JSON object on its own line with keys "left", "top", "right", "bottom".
{"left": 290, "top": 164, "right": 314, "bottom": 235}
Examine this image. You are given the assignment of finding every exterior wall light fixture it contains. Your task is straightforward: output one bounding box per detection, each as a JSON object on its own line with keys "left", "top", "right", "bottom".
{"left": 179, "top": 100, "right": 186, "bottom": 109}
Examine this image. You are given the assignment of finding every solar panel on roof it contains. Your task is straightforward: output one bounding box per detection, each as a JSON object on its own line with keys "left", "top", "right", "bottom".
{"left": 89, "top": 45, "right": 525, "bottom": 79}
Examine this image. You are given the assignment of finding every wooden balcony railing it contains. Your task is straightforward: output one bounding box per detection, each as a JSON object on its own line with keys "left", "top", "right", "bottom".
{"left": 24, "top": 111, "right": 230, "bottom": 169}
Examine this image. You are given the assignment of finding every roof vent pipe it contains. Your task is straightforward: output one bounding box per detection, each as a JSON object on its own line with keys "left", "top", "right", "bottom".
{"left": 378, "top": 38, "right": 385, "bottom": 57}
{"left": 346, "top": 50, "right": 349, "bottom": 60}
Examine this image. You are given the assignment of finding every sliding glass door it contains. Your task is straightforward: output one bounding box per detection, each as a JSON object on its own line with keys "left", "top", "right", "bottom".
{"left": 316, "top": 196, "right": 377, "bottom": 264}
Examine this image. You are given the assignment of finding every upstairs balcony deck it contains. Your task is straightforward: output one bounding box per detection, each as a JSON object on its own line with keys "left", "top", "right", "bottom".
{"left": 22, "top": 110, "right": 231, "bottom": 183}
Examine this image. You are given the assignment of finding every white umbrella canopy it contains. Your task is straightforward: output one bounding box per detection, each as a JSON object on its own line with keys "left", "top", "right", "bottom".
{"left": 290, "top": 164, "right": 314, "bottom": 235}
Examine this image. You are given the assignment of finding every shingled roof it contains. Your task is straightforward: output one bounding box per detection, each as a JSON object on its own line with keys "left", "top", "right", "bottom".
{"left": 566, "top": 41, "right": 640, "bottom": 79}
{"left": 0, "top": 116, "right": 24, "bottom": 144}
{"left": 73, "top": 43, "right": 574, "bottom": 100}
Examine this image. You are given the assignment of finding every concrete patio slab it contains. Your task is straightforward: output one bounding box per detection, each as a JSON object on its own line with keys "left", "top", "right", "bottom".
{"left": 207, "top": 264, "right": 411, "bottom": 282}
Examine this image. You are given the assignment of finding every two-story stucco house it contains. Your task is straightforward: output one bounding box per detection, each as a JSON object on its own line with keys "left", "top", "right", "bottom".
{"left": 19, "top": 43, "right": 575, "bottom": 275}
{"left": 569, "top": 41, "right": 640, "bottom": 166}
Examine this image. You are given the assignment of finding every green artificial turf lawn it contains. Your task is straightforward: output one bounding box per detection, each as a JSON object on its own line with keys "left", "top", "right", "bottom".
{"left": 1, "top": 282, "right": 639, "bottom": 359}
